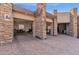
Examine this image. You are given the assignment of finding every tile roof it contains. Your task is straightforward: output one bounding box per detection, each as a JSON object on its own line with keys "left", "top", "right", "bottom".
{"left": 13, "top": 6, "right": 34, "bottom": 16}
{"left": 13, "top": 5, "right": 55, "bottom": 19}
{"left": 46, "top": 12, "right": 55, "bottom": 19}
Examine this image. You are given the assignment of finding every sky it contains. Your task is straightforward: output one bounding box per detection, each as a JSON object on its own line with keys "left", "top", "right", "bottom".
{"left": 16, "top": 3, "right": 79, "bottom": 15}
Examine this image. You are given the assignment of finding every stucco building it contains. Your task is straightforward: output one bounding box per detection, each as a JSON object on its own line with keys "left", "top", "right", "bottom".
{"left": 0, "top": 3, "right": 78, "bottom": 44}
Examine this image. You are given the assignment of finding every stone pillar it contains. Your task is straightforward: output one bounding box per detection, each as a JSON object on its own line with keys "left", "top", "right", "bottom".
{"left": 50, "top": 19, "right": 54, "bottom": 35}
{"left": 70, "top": 8, "right": 77, "bottom": 37}
{"left": 33, "top": 21, "right": 35, "bottom": 37}
{"left": 53, "top": 10, "right": 58, "bottom": 36}
{"left": 77, "top": 16, "right": 79, "bottom": 38}
{"left": 0, "top": 3, "right": 13, "bottom": 44}
{"left": 34, "top": 3, "right": 46, "bottom": 39}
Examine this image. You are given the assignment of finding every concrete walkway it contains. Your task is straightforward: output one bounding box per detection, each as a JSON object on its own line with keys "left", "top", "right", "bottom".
{"left": 0, "top": 34, "right": 79, "bottom": 55}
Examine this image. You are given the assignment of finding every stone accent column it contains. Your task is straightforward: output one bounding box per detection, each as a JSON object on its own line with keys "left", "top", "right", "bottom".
{"left": 50, "top": 19, "right": 54, "bottom": 35}
{"left": 33, "top": 21, "right": 35, "bottom": 37}
{"left": 0, "top": 3, "right": 13, "bottom": 44}
{"left": 70, "top": 8, "right": 77, "bottom": 37}
{"left": 53, "top": 10, "right": 58, "bottom": 36}
{"left": 77, "top": 16, "right": 79, "bottom": 38}
{"left": 34, "top": 3, "right": 46, "bottom": 39}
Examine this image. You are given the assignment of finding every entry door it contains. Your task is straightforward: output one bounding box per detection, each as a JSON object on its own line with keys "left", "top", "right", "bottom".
{"left": 58, "top": 23, "right": 66, "bottom": 34}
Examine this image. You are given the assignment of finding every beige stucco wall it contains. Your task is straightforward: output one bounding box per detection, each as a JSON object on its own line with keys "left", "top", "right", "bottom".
{"left": 46, "top": 18, "right": 52, "bottom": 23}
{"left": 13, "top": 12, "right": 35, "bottom": 21}
{"left": 57, "top": 12, "right": 70, "bottom": 23}
{"left": 13, "top": 11, "right": 53, "bottom": 23}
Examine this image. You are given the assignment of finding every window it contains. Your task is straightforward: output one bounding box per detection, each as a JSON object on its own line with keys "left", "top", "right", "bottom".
{"left": 19, "top": 24, "right": 24, "bottom": 30}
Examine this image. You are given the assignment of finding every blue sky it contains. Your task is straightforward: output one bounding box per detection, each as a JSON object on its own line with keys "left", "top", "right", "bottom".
{"left": 16, "top": 3, "right": 79, "bottom": 15}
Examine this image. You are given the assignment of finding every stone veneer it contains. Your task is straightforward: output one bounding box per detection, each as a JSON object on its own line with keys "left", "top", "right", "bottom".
{"left": 77, "top": 16, "right": 79, "bottom": 37}
{"left": 70, "top": 8, "right": 77, "bottom": 37}
{"left": 34, "top": 3, "right": 46, "bottom": 39}
{"left": 53, "top": 10, "right": 58, "bottom": 36}
{"left": 0, "top": 3, "right": 13, "bottom": 44}
{"left": 50, "top": 19, "right": 54, "bottom": 35}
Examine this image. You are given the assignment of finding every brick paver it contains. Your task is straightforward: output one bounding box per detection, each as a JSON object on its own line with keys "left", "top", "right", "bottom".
{"left": 0, "top": 34, "right": 79, "bottom": 55}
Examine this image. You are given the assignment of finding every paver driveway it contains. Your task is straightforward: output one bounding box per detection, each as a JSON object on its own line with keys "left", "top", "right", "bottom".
{"left": 0, "top": 34, "right": 79, "bottom": 55}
